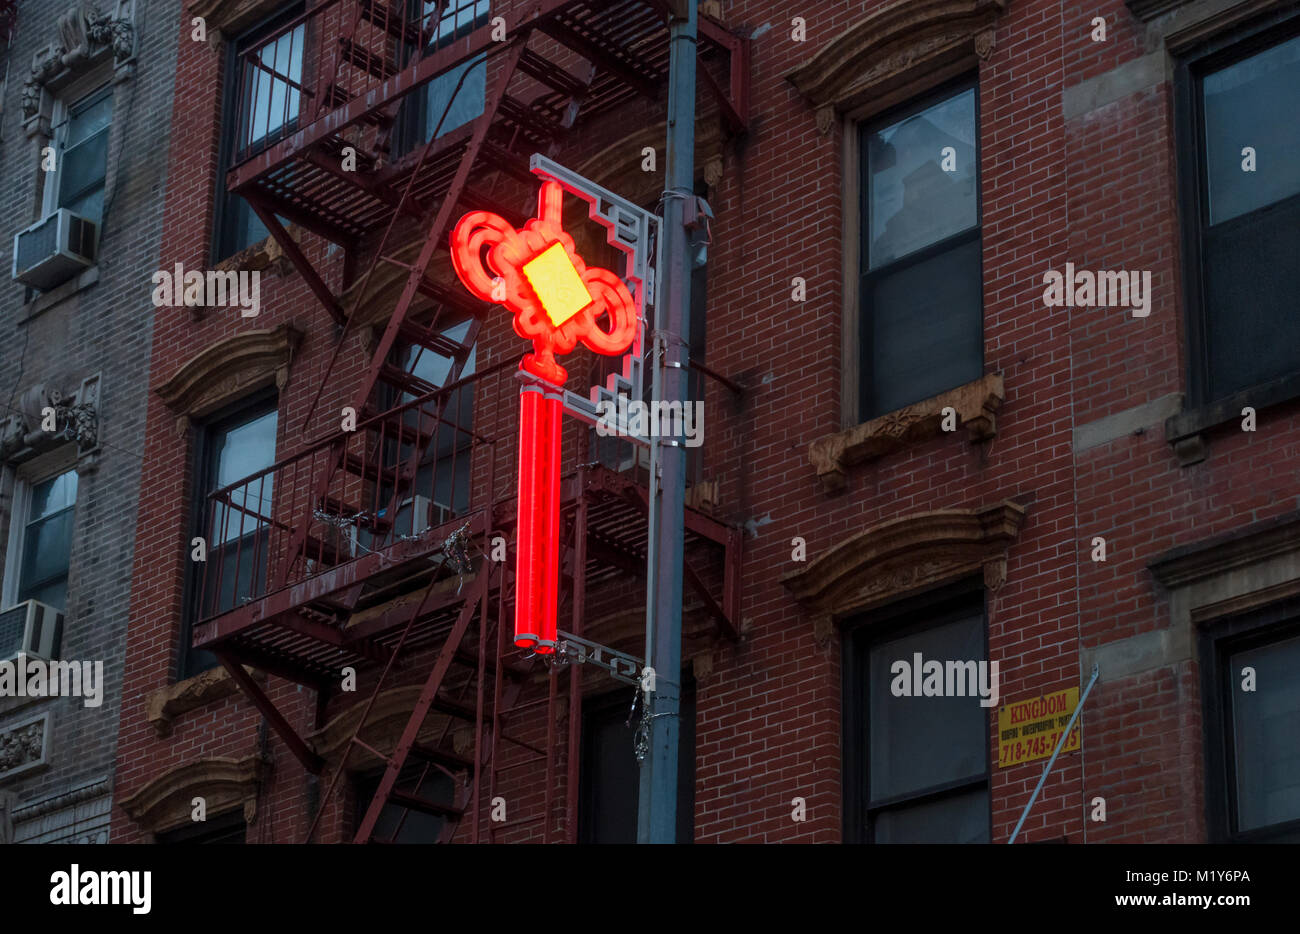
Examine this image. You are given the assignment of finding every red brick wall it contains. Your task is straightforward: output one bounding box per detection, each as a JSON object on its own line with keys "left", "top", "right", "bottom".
{"left": 115, "top": 0, "right": 1293, "bottom": 844}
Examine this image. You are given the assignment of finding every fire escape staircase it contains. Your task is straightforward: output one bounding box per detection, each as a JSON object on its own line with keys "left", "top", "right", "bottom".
{"left": 193, "top": 0, "right": 749, "bottom": 841}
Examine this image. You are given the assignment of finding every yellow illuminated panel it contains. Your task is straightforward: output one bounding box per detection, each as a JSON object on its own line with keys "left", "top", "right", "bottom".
{"left": 522, "top": 242, "right": 593, "bottom": 327}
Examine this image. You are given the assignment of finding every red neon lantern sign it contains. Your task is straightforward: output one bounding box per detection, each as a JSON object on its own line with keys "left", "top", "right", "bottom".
{"left": 451, "top": 181, "right": 638, "bottom": 653}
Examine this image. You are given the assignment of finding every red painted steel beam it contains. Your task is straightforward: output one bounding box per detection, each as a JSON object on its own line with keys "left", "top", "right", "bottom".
{"left": 246, "top": 197, "right": 348, "bottom": 325}
{"left": 280, "top": 611, "right": 392, "bottom": 664}
{"left": 243, "top": 185, "right": 358, "bottom": 247}
{"left": 536, "top": 19, "right": 660, "bottom": 100}
{"left": 215, "top": 651, "right": 325, "bottom": 774}
{"left": 302, "top": 148, "right": 429, "bottom": 220}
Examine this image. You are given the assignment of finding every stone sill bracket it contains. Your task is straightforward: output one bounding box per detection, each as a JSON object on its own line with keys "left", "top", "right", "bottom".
{"left": 810, "top": 373, "right": 1005, "bottom": 493}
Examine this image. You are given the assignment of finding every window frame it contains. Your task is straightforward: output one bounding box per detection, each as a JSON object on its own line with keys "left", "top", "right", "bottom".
{"left": 212, "top": 4, "right": 306, "bottom": 262}
{"left": 1199, "top": 595, "right": 1300, "bottom": 843}
{"left": 1, "top": 453, "right": 79, "bottom": 613}
{"left": 841, "top": 577, "right": 992, "bottom": 844}
{"left": 1173, "top": 9, "right": 1300, "bottom": 409}
{"left": 179, "top": 389, "right": 279, "bottom": 680}
{"left": 42, "top": 79, "right": 113, "bottom": 225}
{"left": 841, "top": 72, "right": 984, "bottom": 428}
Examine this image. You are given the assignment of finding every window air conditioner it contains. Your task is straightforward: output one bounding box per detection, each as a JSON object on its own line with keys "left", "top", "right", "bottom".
{"left": 12, "top": 209, "right": 98, "bottom": 291}
{"left": 347, "top": 495, "right": 443, "bottom": 556}
{"left": 0, "top": 599, "right": 64, "bottom": 662}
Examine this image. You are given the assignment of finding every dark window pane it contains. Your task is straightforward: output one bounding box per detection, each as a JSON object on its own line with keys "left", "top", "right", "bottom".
{"left": 1230, "top": 634, "right": 1300, "bottom": 832}
{"left": 867, "top": 611, "right": 987, "bottom": 802}
{"left": 865, "top": 88, "right": 977, "bottom": 269}
{"left": 862, "top": 235, "right": 982, "bottom": 417}
{"left": 18, "top": 470, "right": 78, "bottom": 611}
{"left": 356, "top": 768, "right": 456, "bottom": 843}
{"left": 66, "top": 91, "right": 112, "bottom": 145}
{"left": 56, "top": 89, "right": 111, "bottom": 224}
{"left": 872, "top": 787, "right": 989, "bottom": 843}
{"left": 1203, "top": 34, "right": 1300, "bottom": 225}
{"left": 190, "top": 403, "right": 277, "bottom": 671}
{"left": 29, "top": 471, "right": 78, "bottom": 520}
{"left": 1202, "top": 195, "right": 1300, "bottom": 399}
{"left": 423, "top": 56, "right": 486, "bottom": 138}
{"left": 19, "top": 511, "right": 76, "bottom": 599}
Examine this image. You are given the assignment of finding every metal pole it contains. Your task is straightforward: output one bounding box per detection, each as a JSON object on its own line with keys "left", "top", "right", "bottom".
{"left": 1007, "top": 664, "right": 1100, "bottom": 844}
{"left": 637, "top": 0, "right": 697, "bottom": 845}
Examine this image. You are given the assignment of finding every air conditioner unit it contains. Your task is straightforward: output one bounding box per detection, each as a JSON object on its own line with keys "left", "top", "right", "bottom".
{"left": 347, "top": 496, "right": 444, "bottom": 556}
{"left": 0, "top": 600, "right": 64, "bottom": 662}
{"left": 12, "top": 209, "right": 98, "bottom": 291}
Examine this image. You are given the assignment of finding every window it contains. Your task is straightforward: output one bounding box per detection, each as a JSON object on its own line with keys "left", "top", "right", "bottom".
{"left": 844, "top": 585, "right": 990, "bottom": 843}
{"left": 46, "top": 85, "right": 112, "bottom": 227}
{"left": 157, "top": 810, "right": 247, "bottom": 843}
{"left": 3, "top": 468, "right": 78, "bottom": 612}
{"left": 214, "top": 9, "right": 305, "bottom": 258}
{"left": 183, "top": 396, "right": 278, "bottom": 676}
{"left": 354, "top": 765, "right": 456, "bottom": 843}
{"left": 578, "top": 678, "right": 695, "bottom": 844}
{"left": 1177, "top": 18, "right": 1300, "bottom": 404}
{"left": 1201, "top": 599, "right": 1300, "bottom": 843}
{"left": 858, "top": 79, "right": 982, "bottom": 420}
{"left": 395, "top": 0, "right": 490, "bottom": 154}
{"left": 373, "top": 319, "right": 477, "bottom": 542}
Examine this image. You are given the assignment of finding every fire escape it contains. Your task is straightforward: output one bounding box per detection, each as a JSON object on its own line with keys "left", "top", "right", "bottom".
{"left": 192, "top": 0, "right": 747, "bottom": 842}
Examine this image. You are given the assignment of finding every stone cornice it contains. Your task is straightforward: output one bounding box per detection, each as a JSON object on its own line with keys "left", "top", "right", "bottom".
{"left": 187, "top": 0, "right": 284, "bottom": 49}
{"left": 783, "top": 499, "right": 1026, "bottom": 641}
{"left": 155, "top": 323, "right": 301, "bottom": 429}
{"left": 787, "top": 0, "right": 1006, "bottom": 126}
{"left": 144, "top": 665, "right": 265, "bottom": 736}
{"left": 809, "top": 373, "right": 1004, "bottom": 493}
{"left": 1150, "top": 510, "right": 1300, "bottom": 590}
{"left": 117, "top": 755, "right": 264, "bottom": 834}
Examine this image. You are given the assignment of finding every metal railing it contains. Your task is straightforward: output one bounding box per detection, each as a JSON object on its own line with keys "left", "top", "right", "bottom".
{"left": 228, "top": 0, "right": 499, "bottom": 168}
{"left": 194, "top": 359, "right": 518, "bottom": 623}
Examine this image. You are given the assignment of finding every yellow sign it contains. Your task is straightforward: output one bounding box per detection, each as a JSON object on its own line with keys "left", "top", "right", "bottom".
{"left": 997, "top": 687, "right": 1081, "bottom": 768}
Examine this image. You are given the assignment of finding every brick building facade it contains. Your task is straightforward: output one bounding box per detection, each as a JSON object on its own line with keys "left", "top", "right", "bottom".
{"left": 0, "top": 0, "right": 178, "bottom": 843}
{"left": 110, "top": 0, "right": 1300, "bottom": 845}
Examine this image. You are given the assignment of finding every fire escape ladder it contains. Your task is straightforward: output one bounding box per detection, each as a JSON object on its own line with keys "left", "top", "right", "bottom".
{"left": 301, "top": 555, "right": 492, "bottom": 843}
{"left": 352, "top": 562, "right": 489, "bottom": 843}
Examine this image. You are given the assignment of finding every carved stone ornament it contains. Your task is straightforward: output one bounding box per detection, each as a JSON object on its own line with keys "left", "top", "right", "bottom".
{"left": 0, "top": 374, "right": 102, "bottom": 464}
{"left": 215, "top": 223, "right": 301, "bottom": 279}
{"left": 0, "top": 715, "right": 51, "bottom": 782}
{"left": 22, "top": 1, "right": 136, "bottom": 133}
{"left": 117, "top": 755, "right": 264, "bottom": 834}
{"left": 809, "top": 373, "right": 1004, "bottom": 494}
{"left": 787, "top": 0, "right": 1008, "bottom": 131}
{"left": 155, "top": 323, "right": 302, "bottom": 433}
{"left": 782, "top": 500, "right": 1026, "bottom": 643}
{"left": 144, "top": 665, "right": 265, "bottom": 736}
